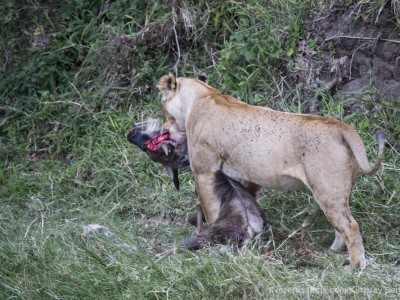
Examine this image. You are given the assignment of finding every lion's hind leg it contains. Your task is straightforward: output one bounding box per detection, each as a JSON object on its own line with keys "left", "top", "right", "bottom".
{"left": 311, "top": 187, "right": 366, "bottom": 269}
{"left": 330, "top": 229, "right": 346, "bottom": 252}
{"left": 301, "top": 132, "right": 364, "bottom": 267}
{"left": 326, "top": 206, "right": 365, "bottom": 269}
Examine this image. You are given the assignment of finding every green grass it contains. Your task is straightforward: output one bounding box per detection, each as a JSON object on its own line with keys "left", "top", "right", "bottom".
{"left": 1, "top": 0, "right": 400, "bottom": 299}
{"left": 1, "top": 103, "right": 399, "bottom": 299}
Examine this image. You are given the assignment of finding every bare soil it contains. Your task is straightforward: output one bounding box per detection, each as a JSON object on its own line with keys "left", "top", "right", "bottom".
{"left": 293, "top": 3, "right": 400, "bottom": 111}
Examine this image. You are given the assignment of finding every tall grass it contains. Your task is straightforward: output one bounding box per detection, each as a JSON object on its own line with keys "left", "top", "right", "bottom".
{"left": 1, "top": 0, "right": 399, "bottom": 299}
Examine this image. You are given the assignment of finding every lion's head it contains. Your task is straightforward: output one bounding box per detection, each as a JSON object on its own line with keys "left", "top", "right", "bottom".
{"left": 158, "top": 73, "right": 216, "bottom": 141}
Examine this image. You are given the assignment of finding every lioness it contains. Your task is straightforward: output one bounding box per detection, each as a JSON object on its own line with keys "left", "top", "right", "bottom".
{"left": 158, "top": 74, "right": 385, "bottom": 268}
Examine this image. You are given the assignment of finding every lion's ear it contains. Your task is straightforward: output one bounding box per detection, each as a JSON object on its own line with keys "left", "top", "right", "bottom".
{"left": 198, "top": 73, "right": 207, "bottom": 83}
{"left": 158, "top": 74, "right": 176, "bottom": 94}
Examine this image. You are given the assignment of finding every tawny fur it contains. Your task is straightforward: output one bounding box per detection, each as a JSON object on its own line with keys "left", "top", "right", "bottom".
{"left": 159, "top": 74, "right": 385, "bottom": 269}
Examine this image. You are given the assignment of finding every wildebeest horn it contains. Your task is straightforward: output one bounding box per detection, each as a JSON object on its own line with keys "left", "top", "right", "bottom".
{"left": 160, "top": 143, "right": 170, "bottom": 156}
{"left": 165, "top": 165, "right": 180, "bottom": 190}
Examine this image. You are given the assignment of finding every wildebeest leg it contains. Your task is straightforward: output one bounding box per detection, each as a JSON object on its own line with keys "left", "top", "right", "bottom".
{"left": 186, "top": 205, "right": 205, "bottom": 229}
{"left": 196, "top": 204, "right": 204, "bottom": 232}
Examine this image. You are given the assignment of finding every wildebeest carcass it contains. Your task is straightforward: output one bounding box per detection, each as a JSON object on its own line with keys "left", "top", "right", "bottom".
{"left": 126, "top": 119, "right": 267, "bottom": 250}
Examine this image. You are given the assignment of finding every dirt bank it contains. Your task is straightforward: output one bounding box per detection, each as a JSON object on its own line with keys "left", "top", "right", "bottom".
{"left": 292, "top": 3, "right": 400, "bottom": 111}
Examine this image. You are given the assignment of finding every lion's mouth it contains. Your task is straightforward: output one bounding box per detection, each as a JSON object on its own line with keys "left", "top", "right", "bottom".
{"left": 145, "top": 131, "right": 176, "bottom": 153}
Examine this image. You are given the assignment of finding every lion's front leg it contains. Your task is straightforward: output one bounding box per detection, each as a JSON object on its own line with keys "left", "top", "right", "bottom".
{"left": 194, "top": 172, "right": 222, "bottom": 224}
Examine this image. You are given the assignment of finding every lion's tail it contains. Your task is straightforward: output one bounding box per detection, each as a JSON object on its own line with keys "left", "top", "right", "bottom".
{"left": 341, "top": 129, "right": 385, "bottom": 175}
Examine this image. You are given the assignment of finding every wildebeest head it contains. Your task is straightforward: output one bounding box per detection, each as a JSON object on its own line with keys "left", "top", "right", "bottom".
{"left": 126, "top": 119, "right": 189, "bottom": 190}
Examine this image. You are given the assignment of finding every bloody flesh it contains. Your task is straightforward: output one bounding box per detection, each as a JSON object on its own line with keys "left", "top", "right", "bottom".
{"left": 145, "top": 132, "right": 174, "bottom": 152}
